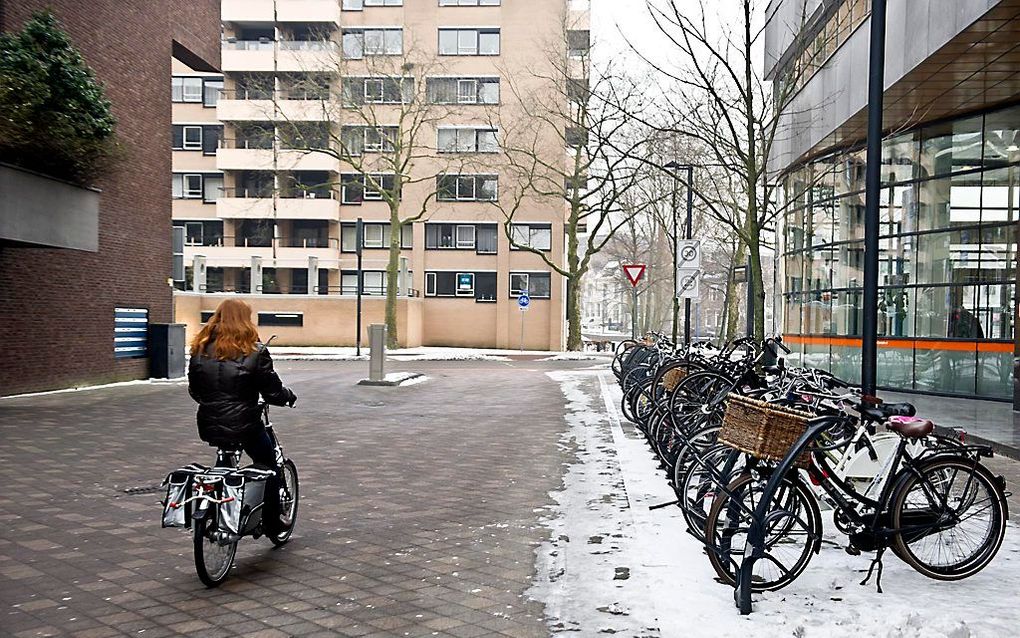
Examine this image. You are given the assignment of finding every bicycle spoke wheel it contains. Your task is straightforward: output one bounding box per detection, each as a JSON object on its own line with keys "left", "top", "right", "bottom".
{"left": 891, "top": 456, "right": 1006, "bottom": 580}
{"left": 704, "top": 471, "right": 822, "bottom": 591}
{"left": 194, "top": 516, "right": 237, "bottom": 587}
{"left": 269, "top": 460, "right": 300, "bottom": 546}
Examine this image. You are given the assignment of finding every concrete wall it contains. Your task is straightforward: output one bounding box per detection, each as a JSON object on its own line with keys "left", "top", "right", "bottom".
{"left": 0, "top": 0, "right": 219, "bottom": 396}
{"left": 767, "top": 0, "right": 1001, "bottom": 172}
{"left": 0, "top": 165, "right": 100, "bottom": 251}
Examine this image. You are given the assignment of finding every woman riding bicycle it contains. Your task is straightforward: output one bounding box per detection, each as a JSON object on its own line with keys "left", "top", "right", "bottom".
{"left": 187, "top": 299, "right": 296, "bottom": 526}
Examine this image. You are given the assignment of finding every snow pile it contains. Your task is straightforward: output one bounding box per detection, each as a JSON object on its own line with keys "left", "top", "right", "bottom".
{"left": 530, "top": 370, "right": 1020, "bottom": 637}
{"left": 538, "top": 353, "right": 612, "bottom": 362}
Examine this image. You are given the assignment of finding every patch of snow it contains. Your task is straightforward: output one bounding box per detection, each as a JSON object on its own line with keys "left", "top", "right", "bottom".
{"left": 0, "top": 378, "right": 185, "bottom": 400}
{"left": 531, "top": 370, "right": 1020, "bottom": 638}
{"left": 538, "top": 353, "right": 612, "bottom": 362}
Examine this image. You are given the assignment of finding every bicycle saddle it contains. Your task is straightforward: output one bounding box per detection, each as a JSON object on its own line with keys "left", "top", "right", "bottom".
{"left": 886, "top": 415, "right": 934, "bottom": 438}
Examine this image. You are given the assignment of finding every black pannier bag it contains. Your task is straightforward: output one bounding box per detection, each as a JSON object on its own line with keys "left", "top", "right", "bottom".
{"left": 219, "top": 467, "right": 274, "bottom": 535}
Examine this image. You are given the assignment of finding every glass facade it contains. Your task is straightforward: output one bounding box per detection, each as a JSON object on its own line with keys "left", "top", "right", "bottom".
{"left": 780, "top": 103, "right": 1019, "bottom": 399}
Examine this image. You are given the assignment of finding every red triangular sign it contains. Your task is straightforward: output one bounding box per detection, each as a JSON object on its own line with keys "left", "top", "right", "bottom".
{"left": 622, "top": 264, "right": 646, "bottom": 287}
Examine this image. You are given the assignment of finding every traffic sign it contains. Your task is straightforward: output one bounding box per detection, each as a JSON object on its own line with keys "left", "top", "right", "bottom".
{"left": 622, "top": 264, "right": 646, "bottom": 287}
{"left": 677, "top": 240, "right": 701, "bottom": 269}
{"left": 518, "top": 292, "right": 531, "bottom": 311}
{"left": 677, "top": 268, "right": 700, "bottom": 299}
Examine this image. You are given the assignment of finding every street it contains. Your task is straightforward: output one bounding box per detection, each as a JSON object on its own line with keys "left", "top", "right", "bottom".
{"left": 2, "top": 359, "right": 1019, "bottom": 638}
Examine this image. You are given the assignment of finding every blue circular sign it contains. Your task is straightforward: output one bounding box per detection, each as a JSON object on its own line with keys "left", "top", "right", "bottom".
{"left": 518, "top": 293, "right": 531, "bottom": 308}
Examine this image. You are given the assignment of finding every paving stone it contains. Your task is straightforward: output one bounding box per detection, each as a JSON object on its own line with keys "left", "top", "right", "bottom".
{"left": 0, "top": 360, "right": 596, "bottom": 637}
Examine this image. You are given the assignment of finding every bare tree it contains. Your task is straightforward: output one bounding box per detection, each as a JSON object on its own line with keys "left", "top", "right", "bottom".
{"left": 630, "top": 0, "right": 828, "bottom": 340}
{"left": 495, "top": 20, "right": 657, "bottom": 350}
{"left": 273, "top": 38, "right": 467, "bottom": 347}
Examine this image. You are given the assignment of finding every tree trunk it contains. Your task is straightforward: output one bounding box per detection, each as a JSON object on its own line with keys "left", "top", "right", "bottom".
{"left": 566, "top": 274, "right": 582, "bottom": 351}
{"left": 746, "top": 222, "right": 765, "bottom": 341}
{"left": 725, "top": 241, "right": 746, "bottom": 342}
{"left": 384, "top": 216, "right": 401, "bottom": 349}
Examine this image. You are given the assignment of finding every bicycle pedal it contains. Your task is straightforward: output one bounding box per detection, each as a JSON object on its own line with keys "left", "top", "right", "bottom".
{"left": 845, "top": 545, "right": 861, "bottom": 556}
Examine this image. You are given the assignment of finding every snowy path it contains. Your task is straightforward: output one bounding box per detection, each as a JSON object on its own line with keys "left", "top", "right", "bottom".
{"left": 530, "top": 370, "right": 1020, "bottom": 638}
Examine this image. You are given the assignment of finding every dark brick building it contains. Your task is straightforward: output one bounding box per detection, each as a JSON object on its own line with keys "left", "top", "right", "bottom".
{"left": 0, "top": 1, "right": 218, "bottom": 395}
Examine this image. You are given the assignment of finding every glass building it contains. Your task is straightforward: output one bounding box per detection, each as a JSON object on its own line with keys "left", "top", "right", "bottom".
{"left": 779, "top": 104, "right": 1019, "bottom": 399}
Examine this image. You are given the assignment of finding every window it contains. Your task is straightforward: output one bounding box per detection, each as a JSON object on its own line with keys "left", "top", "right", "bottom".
{"left": 427, "top": 77, "right": 499, "bottom": 104}
{"left": 341, "top": 173, "right": 397, "bottom": 203}
{"left": 476, "top": 224, "right": 498, "bottom": 254}
{"left": 341, "top": 222, "right": 412, "bottom": 251}
{"left": 475, "top": 272, "right": 497, "bottom": 301}
{"left": 511, "top": 224, "right": 552, "bottom": 250}
{"left": 456, "top": 272, "right": 474, "bottom": 296}
{"left": 172, "top": 77, "right": 204, "bottom": 103}
{"left": 343, "top": 28, "right": 403, "bottom": 58}
{"left": 510, "top": 272, "right": 551, "bottom": 298}
{"left": 566, "top": 127, "right": 588, "bottom": 149}
{"left": 344, "top": 0, "right": 403, "bottom": 8}
{"left": 341, "top": 271, "right": 387, "bottom": 295}
{"left": 342, "top": 77, "right": 413, "bottom": 105}
{"left": 173, "top": 173, "right": 206, "bottom": 199}
{"left": 258, "top": 312, "right": 304, "bottom": 327}
{"left": 425, "top": 272, "right": 437, "bottom": 296}
{"left": 203, "top": 175, "right": 223, "bottom": 203}
{"left": 437, "top": 174, "right": 498, "bottom": 201}
{"left": 567, "top": 30, "right": 590, "bottom": 57}
{"left": 438, "top": 127, "right": 498, "bottom": 153}
{"left": 567, "top": 78, "right": 589, "bottom": 103}
{"left": 182, "top": 126, "right": 202, "bottom": 150}
{"left": 456, "top": 225, "right": 476, "bottom": 248}
{"left": 203, "top": 80, "right": 223, "bottom": 107}
{"left": 438, "top": 28, "right": 500, "bottom": 56}
{"left": 340, "top": 125, "right": 397, "bottom": 155}
{"left": 425, "top": 223, "right": 457, "bottom": 248}
{"left": 440, "top": 0, "right": 501, "bottom": 5}
{"left": 173, "top": 220, "right": 224, "bottom": 246}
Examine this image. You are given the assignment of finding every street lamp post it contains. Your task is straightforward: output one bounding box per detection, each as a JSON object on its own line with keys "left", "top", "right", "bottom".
{"left": 664, "top": 161, "right": 694, "bottom": 345}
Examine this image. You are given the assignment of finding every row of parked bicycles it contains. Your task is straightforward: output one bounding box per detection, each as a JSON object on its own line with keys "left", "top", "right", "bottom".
{"left": 612, "top": 333, "right": 1010, "bottom": 615}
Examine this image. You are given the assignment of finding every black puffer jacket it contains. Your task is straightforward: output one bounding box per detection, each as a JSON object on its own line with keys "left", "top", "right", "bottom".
{"left": 188, "top": 342, "right": 296, "bottom": 446}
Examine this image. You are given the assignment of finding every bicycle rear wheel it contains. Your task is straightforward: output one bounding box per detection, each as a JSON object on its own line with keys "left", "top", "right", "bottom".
{"left": 194, "top": 515, "right": 237, "bottom": 587}
{"left": 704, "top": 471, "right": 822, "bottom": 591}
{"left": 890, "top": 456, "right": 1007, "bottom": 580}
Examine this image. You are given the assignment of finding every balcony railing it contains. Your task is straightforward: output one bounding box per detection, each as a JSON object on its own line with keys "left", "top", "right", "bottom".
{"left": 223, "top": 39, "right": 275, "bottom": 51}
{"left": 222, "top": 39, "right": 336, "bottom": 52}
{"left": 186, "top": 282, "right": 421, "bottom": 297}
{"left": 221, "top": 186, "right": 275, "bottom": 199}
{"left": 190, "top": 235, "right": 339, "bottom": 249}
{"left": 220, "top": 186, "right": 339, "bottom": 199}
{"left": 220, "top": 137, "right": 274, "bottom": 150}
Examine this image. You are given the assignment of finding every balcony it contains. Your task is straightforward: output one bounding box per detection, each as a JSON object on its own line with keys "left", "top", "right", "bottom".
{"left": 218, "top": 188, "right": 340, "bottom": 220}
{"left": 277, "top": 40, "right": 337, "bottom": 73}
{"left": 216, "top": 142, "right": 338, "bottom": 172}
{"left": 182, "top": 236, "right": 339, "bottom": 269}
{"left": 221, "top": 40, "right": 275, "bottom": 72}
{"left": 217, "top": 89, "right": 335, "bottom": 122}
{"left": 221, "top": 0, "right": 274, "bottom": 22}
{"left": 277, "top": 0, "right": 340, "bottom": 24}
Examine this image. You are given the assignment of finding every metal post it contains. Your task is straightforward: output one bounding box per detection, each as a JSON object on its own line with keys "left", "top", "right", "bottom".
{"left": 368, "top": 324, "right": 386, "bottom": 382}
{"left": 861, "top": 0, "right": 888, "bottom": 397}
{"left": 520, "top": 310, "right": 525, "bottom": 352}
{"left": 631, "top": 286, "right": 638, "bottom": 339}
{"left": 355, "top": 218, "right": 364, "bottom": 356}
{"left": 685, "top": 164, "right": 694, "bottom": 345}
{"left": 671, "top": 171, "right": 679, "bottom": 344}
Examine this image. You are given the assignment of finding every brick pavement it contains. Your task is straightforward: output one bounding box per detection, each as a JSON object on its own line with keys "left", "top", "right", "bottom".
{"left": 0, "top": 360, "right": 592, "bottom": 637}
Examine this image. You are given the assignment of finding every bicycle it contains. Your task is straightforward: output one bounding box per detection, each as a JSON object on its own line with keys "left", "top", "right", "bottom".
{"left": 162, "top": 402, "right": 300, "bottom": 587}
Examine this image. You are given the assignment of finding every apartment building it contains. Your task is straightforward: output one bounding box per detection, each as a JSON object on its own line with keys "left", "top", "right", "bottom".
{"left": 172, "top": 0, "right": 591, "bottom": 350}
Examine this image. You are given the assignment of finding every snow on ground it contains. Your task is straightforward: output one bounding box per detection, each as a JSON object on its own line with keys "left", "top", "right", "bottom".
{"left": 271, "top": 346, "right": 616, "bottom": 362}
{"left": 538, "top": 353, "right": 614, "bottom": 362}
{"left": 531, "top": 370, "right": 1020, "bottom": 638}
{"left": 0, "top": 377, "right": 186, "bottom": 400}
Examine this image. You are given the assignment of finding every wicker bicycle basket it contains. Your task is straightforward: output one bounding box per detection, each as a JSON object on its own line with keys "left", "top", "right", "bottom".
{"left": 718, "top": 394, "right": 814, "bottom": 469}
{"left": 661, "top": 367, "right": 688, "bottom": 391}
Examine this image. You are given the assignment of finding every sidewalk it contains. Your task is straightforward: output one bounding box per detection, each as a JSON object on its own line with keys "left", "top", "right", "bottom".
{"left": 882, "top": 390, "right": 1020, "bottom": 460}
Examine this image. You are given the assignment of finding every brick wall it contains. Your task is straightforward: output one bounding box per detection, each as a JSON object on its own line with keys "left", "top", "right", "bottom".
{"left": 0, "top": 0, "right": 218, "bottom": 396}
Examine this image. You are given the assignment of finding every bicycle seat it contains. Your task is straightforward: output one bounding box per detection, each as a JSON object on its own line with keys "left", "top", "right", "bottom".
{"left": 886, "top": 415, "right": 934, "bottom": 439}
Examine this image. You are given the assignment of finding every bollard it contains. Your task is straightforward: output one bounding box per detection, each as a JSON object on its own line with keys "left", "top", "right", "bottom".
{"left": 368, "top": 324, "right": 386, "bottom": 382}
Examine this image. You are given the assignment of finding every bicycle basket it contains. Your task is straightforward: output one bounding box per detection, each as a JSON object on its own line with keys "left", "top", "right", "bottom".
{"left": 718, "top": 393, "right": 813, "bottom": 469}
{"left": 662, "top": 367, "right": 687, "bottom": 391}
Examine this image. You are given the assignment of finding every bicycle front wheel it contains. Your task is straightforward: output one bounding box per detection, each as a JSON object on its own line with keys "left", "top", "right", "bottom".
{"left": 890, "top": 456, "right": 1007, "bottom": 580}
{"left": 268, "top": 459, "right": 300, "bottom": 546}
{"left": 194, "top": 515, "right": 237, "bottom": 587}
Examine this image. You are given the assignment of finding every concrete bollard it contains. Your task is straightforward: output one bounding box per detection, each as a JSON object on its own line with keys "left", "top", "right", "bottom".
{"left": 368, "top": 324, "right": 386, "bottom": 382}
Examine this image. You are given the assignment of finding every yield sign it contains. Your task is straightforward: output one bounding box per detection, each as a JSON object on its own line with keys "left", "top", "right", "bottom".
{"left": 622, "top": 264, "right": 646, "bottom": 287}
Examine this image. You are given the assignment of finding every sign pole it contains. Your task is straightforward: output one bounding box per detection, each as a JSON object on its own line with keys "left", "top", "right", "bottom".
{"left": 520, "top": 309, "right": 525, "bottom": 352}
{"left": 355, "top": 217, "right": 364, "bottom": 356}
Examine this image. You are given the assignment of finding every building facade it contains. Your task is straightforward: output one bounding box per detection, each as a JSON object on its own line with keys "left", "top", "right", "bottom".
{"left": 172, "top": 0, "right": 590, "bottom": 350}
{"left": 766, "top": 0, "right": 1020, "bottom": 401}
{"left": 0, "top": 0, "right": 218, "bottom": 396}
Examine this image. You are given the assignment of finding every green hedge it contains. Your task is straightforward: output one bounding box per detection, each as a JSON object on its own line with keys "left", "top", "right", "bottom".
{"left": 0, "top": 11, "right": 118, "bottom": 185}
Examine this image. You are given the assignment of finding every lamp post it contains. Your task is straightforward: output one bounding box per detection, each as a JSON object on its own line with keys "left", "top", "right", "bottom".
{"left": 664, "top": 161, "right": 694, "bottom": 345}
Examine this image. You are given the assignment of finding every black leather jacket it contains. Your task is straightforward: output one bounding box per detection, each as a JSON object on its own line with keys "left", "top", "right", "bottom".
{"left": 188, "top": 342, "right": 296, "bottom": 446}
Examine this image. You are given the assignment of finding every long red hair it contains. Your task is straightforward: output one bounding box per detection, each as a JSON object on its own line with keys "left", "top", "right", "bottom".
{"left": 190, "top": 298, "right": 260, "bottom": 360}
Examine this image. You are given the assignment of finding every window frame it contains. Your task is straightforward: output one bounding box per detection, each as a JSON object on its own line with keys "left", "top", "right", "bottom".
{"left": 455, "top": 272, "right": 475, "bottom": 297}
{"left": 182, "top": 125, "right": 203, "bottom": 150}
{"left": 455, "top": 224, "right": 476, "bottom": 249}
{"left": 438, "top": 28, "right": 500, "bottom": 56}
